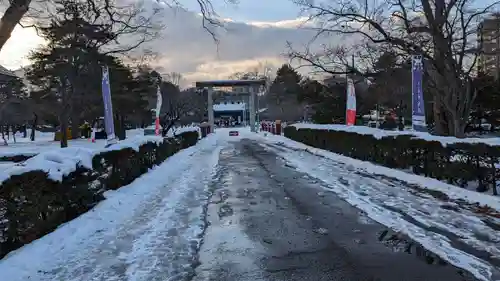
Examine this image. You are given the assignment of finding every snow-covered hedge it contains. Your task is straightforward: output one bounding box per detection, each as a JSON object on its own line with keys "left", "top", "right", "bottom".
{"left": 284, "top": 124, "right": 500, "bottom": 196}
{"left": 291, "top": 123, "right": 500, "bottom": 146}
{"left": 0, "top": 130, "right": 199, "bottom": 259}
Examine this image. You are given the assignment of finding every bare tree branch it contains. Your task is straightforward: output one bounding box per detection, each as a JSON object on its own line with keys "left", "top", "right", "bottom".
{"left": 288, "top": 0, "right": 500, "bottom": 136}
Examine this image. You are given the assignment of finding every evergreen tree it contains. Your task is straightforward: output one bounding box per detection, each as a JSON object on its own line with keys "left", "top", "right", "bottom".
{"left": 27, "top": 1, "right": 113, "bottom": 147}
{"left": 106, "top": 57, "right": 150, "bottom": 139}
{"left": 26, "top": 0, "right": 151, "bottom": 144}
{"left": 268, "top": 64, "right": 302, "bottom": 115}
{"left": 133, "top": 66, "right": 162, "bottom": 127}
{"left": 302, "top": 77, "right": 347, "bottom": 124}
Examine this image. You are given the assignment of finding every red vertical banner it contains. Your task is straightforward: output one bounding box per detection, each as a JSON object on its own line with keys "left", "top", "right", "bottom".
{"left": 155, "top": 118, "right": 160, "bottom": 135}
{"left": 346, "top": 78, "right": 356, "bottom": 126}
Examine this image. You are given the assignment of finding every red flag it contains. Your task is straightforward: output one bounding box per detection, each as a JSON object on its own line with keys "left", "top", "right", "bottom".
{"left": 346, "top": 78, "right": 356, "bottom": 126}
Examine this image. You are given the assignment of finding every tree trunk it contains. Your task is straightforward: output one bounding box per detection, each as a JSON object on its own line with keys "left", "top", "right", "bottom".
{"left": 0, "top": 0, "right": 32, "bottom": 53}
{"left": 432, "top": 98, "right": 447, "bottom": 135}
{"left": 1, "top": 126, "right": 6, "bottom": 146}
{"left": 30, "top": 113, "right": 37, "bottom": 141}
{"left": 11, "top": 125, "right": 16, "bottom": 143}
{"left": 115, "top": 114, "right": 126, "bottom": 140}
{"left": 60, "top": 122, "right": 68, "bottom": 147}
{"left": 449, "top": 113, "right": 467, "bottom": 138}
{"left": 69, "top": 64, "right": 80, "bottom": 140}
{"left": 60, "top": 79, "right": 69, "bottom": 148}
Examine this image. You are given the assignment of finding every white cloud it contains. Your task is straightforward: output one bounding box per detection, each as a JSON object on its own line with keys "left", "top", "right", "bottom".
{"left": 246, "top": 17, "right": 311, "bottom": 28}
{"left": 182, "top": 57, "right": 286, "bottom": 81}
{"left": 0, "top": 24, "right": 45, "bottom": 70}
{"left": 140, "top": 7, "right": 344, "bottom": 86}
{"left": 0, "top": 4, "right": 353, "bottom": 86}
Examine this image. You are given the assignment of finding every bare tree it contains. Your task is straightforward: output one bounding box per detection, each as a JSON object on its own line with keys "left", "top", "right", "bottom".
{"left": 165, "top": 71, "right": 183, "bottom": 86}
{"left": 159, "top": 81, "right": 202, "bottom": 135}
{"left": 0, "top": 0, "right": 236, "bottom": 54}
{"left": 0, "top": 78, "right": 30, "bottom": 145}
{"left": 289, "top": 0, "right": 499, "bottom": 137}
{"left": 128, "top": 49, "right": 159, "bottom": 69}
{"left": 229, "top": 61, "right": 275, "bottom": 81}
{"left": 0, "top": 0, "right": 32, "bottom": 53}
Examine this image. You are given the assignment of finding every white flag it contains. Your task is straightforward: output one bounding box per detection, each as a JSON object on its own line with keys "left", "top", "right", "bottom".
{"left": 155, "top": 85, "right": 162, "bottom": 118}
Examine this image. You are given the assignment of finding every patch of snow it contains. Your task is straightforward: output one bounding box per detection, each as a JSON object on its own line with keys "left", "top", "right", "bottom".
{"left": 166, "top": 126, "right": 200, "bottom": 138}
{"left": 257, "top": 132, "right": 500, "bottom": 215}
{"left": 0, "top": 162, "right": 15, "bottom": 171}
{"left": 0, "top": 134, "right": 172, "bottom": 184}
{"left": 0, "top": 128, "right": 146, "bottom": 158}
{"left": 0, "top": 133, "right": 224, "bottom": 281}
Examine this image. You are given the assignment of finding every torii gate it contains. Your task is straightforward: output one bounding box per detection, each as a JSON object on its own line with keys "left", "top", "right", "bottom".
{"left": 195, "top": 79, "right": 266, "bottom": 133}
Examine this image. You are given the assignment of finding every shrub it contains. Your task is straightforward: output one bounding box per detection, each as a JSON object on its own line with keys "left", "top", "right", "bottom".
{"left": 0, "top": 130, "right": 198, "bottom": 259}
{"left": 283, "top": 126, "right": 500, "bottom": 195}
{"left": 175, "top": 130, "right": 199, "bottom": 148}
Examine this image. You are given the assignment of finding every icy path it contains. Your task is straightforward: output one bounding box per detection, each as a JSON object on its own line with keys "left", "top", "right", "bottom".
{"left": 246, "top": 132, "right": 500, "bottom": 281}
{"left": 0, "top": 134, "right": 224, "bottom": 281}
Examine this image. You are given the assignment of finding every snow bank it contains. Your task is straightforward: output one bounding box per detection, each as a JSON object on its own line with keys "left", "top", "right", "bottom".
{"left": 0, "top": 125, "right": 202, "bottom": 184}
{"left": 167, "top": 126, "right": 201, "bottom": 138}
{"left": 291, "top": 123, "right": 500, "bottom": 146}
{"left": 0, "top": 128, "right": 146, "bottom": 158}
{"left": 257, "top": 131, "right": 500, "bottom": 212}
{"left": 0, "top": 135, "right": 172, "bottom": 184}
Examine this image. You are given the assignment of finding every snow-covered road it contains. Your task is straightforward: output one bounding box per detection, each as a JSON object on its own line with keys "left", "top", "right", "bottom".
{"left": 0, "top": 134, "right": 223, "bottom": 281}
{"left": 192, "top": 135, "right": 481, "bottom": 281}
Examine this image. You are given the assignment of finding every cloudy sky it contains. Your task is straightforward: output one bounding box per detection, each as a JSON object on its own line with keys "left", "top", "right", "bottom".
{"left": 0, "top": 0, "right": 325, "bottom": 86}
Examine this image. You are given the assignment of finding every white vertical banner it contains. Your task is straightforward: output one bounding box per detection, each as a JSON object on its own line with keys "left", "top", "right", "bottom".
{"left": 101, "top": 65, "right": 117, "bottom": 146}
{"left": 155, "top": 84, "right": 162, "bottom": 136}
{"left": 411, "top": 55, "right": 427, "bottom": 132}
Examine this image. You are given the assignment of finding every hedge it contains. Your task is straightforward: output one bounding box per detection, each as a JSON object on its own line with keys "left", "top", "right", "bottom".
{"left": 283, "top": 126, "right": 500, "bottom": 196}
{"left": 0, "top": 130, "right": 200, "bottom": 259}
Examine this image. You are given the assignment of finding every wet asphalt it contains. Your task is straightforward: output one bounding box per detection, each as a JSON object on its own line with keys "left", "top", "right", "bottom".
{"left": 192, "top": 139, "right": 479, "bottom": 281}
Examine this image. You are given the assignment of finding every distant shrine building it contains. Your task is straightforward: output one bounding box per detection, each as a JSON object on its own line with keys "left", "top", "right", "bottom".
{"left": 212, "top": 86, "right": 251, "bottom": 126}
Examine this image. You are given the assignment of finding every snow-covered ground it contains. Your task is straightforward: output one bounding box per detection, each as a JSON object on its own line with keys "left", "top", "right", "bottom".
{"left": 0, "top": 127, "right": 198, "bottom": 158}
{"left": 249, "top": 131, "right": 500, "bottom": 281}
{"left": 0, "top": 127, "right": 199, "bottom": 174}
{"left": 0, "top": 129, "right": 140, "bottom": 158}
{"left": 0, "top": 132, "right": 224, "bottom": 281}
